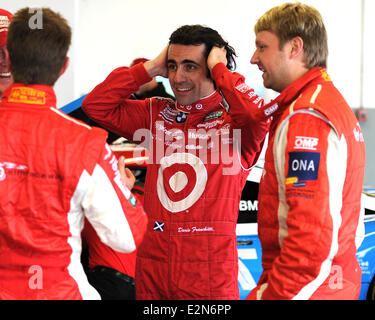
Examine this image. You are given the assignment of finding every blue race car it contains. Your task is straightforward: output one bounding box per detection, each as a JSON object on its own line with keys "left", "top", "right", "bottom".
{"left": 356, "top": 188, "right": 375, "bottom": 300}
{"left": 237, "top": 166, "right": 375, "bottom": 300}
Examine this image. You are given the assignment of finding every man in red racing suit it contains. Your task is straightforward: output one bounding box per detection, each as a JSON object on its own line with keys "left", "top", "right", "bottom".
{"left": 245, "top": 3, "right": 366, "bottom": 300}
{"left": 82, "top": 25, "right": 269, "bottom": 299}
{"left": 0, "top": 8, "right": 147, "bottom": 300}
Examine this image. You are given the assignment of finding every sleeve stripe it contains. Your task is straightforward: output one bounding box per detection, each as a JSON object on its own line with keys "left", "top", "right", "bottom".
{"left": 49, "top": 107, "right": 92, "bottom": 130}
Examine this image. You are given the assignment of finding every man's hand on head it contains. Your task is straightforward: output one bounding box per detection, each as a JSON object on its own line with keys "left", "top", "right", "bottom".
{"left": 144, "top": 46, "right": 169, "bottom": 78}
{"left": 207, "top": 46, "right": 227, "bottom": 71}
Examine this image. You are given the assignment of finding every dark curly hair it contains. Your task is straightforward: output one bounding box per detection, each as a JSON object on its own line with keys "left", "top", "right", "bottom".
{"left": 169, "top": 24, "right": 237, "bottom": 77}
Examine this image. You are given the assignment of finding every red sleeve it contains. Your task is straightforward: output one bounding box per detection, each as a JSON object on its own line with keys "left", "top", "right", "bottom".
{"left": 211, "top": 63, "right": 270, "bottom": 167}
{"left": 82, "top": 63, "right": 153, "bottom": 142}
{"left": 83, "top": 142, "right": 148, "bottom": 252}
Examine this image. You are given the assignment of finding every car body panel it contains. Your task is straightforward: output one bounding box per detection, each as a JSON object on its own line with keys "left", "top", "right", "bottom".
{"left": 237, "top": 174, "right": 375, "bottom": 300}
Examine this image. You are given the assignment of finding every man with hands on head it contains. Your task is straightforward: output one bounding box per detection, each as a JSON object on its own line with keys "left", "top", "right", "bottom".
{"left": 82, "top": 24, "right": 269, "bottom": 300}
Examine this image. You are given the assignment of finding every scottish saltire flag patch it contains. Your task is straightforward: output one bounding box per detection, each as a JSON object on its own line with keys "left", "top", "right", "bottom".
{"left": 153, "top": 221, "right": 165, "bottom": 232}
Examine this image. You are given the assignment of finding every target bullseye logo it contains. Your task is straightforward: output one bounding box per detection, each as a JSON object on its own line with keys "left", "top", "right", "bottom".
{"left": 157, "top": 153, "right": 207, "bottom": 213}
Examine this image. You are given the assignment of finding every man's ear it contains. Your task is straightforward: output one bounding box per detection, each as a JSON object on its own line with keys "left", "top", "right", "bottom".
{"left": 59, "top": 56, "right": 70, "bottom": 77}
{"left": 289, "top": 36, "right": 304, "bottom": 60}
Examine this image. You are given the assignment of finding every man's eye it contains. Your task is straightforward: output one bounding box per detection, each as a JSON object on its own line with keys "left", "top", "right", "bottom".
{"left": 186, "top": 64, "right": 197, "bottom": 71}
{"left": 167, "top": 64, "right": 176, "bottom": 70}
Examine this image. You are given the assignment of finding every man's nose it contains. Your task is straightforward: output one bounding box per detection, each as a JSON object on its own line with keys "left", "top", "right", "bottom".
{"left": 250, "top": 51, "right": 258, "bottom": 65}
{"left": 174, "top": 67, "right": 186, "bottom": 83}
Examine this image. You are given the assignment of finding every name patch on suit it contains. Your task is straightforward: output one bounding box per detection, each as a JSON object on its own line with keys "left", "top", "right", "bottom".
{"left": 286, "top": 152, "right": 320, "bottom": 188}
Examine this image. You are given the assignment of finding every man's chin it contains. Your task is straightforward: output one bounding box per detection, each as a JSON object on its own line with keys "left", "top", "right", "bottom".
{"left": 176, "top": 97, "right": 194, "bottom": 106}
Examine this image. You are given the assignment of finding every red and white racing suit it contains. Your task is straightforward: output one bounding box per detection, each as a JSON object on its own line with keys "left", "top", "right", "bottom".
{"left": 246, "top": 68, "right": 366, "bottom": 300}
{"left": 82, "top": 62, "right": 269, "bottom": 299}
{"left": 0, "top": 84, "right": 147, "bottom": 300}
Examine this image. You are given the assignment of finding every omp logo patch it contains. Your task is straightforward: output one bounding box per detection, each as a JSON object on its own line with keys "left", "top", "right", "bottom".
{"left": 286, "top": 152, "right": 320, "bottom": 187}
{"left": 294, "top": 136, "right": 319, "bottom": 151}
{"left": 264, "top": 103, "right": 278, "bottom": 116}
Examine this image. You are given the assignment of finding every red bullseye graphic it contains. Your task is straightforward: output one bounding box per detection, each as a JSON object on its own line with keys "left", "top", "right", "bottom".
{"left": 157, "top": 153, "right": 207, "bottom": 213}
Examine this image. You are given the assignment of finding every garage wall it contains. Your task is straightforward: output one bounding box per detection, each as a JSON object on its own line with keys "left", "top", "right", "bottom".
{"left": 76, "top": 0, "right": 363, "bottom": 108}
{"left": 363, "top": 0, "right": 375, "bottom": 110}
{"left": 358, "top": 111, "right": 375, "bottom": 186}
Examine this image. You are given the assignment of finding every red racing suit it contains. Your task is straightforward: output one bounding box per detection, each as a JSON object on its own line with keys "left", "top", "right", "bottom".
{"left": 0, "top": 84, "right": 147, "bottom": 300}
{"left": 82, "top": 202, "right": 144, "bottom": 278}
{"left": 82, "top": 62, "right": 269, "bottom": 299}
{"left": 246, "top": 68, "right": 366, "bottom": 300}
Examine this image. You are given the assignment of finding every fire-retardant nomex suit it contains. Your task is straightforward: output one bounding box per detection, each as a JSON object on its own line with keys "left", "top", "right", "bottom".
{"left": 0, "top": 84, "right": 147, "bottom": 299}
{"left": 245, "top": 68, "right": 366, "bottom": 300}
{"left": 82, "top": 62, "right": 269, "bottom": 299}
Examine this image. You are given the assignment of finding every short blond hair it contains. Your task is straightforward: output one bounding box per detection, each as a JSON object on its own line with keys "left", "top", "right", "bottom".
{"left": 254, "top": 2, "right": 328, "bottom": 69}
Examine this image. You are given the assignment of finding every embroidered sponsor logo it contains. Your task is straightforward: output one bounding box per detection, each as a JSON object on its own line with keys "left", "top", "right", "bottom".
{"left": 132, "top": 121, "right": 243, "bottom": 176}
{"left": 196, "top": 119, "right": 224, "bottom": 129}
{"left": 353, "top": 128, "right": 364, "bottom": 142}
{"left": 294, "top": 136, "right": 319, "bottom": 151}
{"left": 177, "top": 226, "right": 214, "bottom": 233}
{"left": 0, "top": 162, "right": 64, "bottom": 181}
{"left": 203, "top": 111, "right": 223, "bottom": 122}
{"left": 175, "top": 112, "right": 188, "bottom": 123}
{"left": 155, "top": 97, "right": 174, "bottom": 104}
{"left": 264, "top": 103, "right": 278, "bottom": 116}
{"left": 159, "top": 105, "right": 177, "bottom": 123}
{"left": 129, "top": 195, "right": 137, "bottom": 207}
{"left": 286, "top": 152, "right": 320, "bottom": 188}
{"left": 8, "top": 87, "right": 46, "bottom": 105}
{"left": 235, "top": 83, "right": 252, "bottom": 94}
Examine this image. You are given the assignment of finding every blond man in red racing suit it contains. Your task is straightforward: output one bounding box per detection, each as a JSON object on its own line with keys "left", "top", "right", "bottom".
{"left": 244, "top": 3, "right": 366, "bottom": 300}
